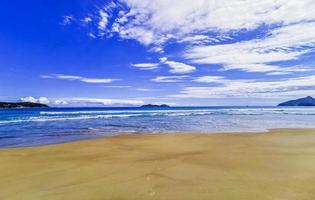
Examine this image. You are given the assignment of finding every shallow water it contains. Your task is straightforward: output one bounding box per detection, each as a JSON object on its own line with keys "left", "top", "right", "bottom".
{"left": 1, "top": 106, "right": 315, "bottom": 147}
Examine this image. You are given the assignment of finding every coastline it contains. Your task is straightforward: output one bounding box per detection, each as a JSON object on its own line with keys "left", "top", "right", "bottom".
{"left": 3, "top": 106, "right": 315, "bottom": 148}
{"left": 1, "top": 128, "right": 315, "bottom": 199}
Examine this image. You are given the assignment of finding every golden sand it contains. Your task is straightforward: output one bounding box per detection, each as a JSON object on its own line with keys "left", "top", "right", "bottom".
{"left": 1, "top": 129, "right": 315, "bottom": 200}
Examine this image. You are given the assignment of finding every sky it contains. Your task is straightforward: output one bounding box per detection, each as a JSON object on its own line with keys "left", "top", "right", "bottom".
{"left": 0, "top": 0, "right": 315, "bottom": 106}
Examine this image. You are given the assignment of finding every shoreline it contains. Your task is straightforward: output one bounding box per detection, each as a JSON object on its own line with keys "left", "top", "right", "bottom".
{"left": 1, "top": 128, "right": 313, "bottom": 150}
{"left": 1, "top": 128, "right": 315, "bottom": 199}
{"left": 3, "top": 106, "right": 315, "bottom": 149}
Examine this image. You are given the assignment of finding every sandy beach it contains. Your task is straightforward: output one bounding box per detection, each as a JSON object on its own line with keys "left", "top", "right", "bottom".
{"left": 1, "top": 129, "right": 315, "bottom": 200}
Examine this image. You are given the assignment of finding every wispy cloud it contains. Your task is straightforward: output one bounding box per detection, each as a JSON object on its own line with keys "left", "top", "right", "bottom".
{"left": 98, "top": 10, "right": 109, "bottom": 35}
{"left": 41, "top": 74, "right": 119, "bottom": 84}
{"left": 172, "top": 75, "right": 315, "bottom": 99}
{"left": 64, "top": 97, "right": 144, "bottom": 106}
{"left": 61, "top": 15, "right": 74, "bottom": 26}
{"left": 21, "top": 96, "right": 143, "bottom": 106}
{"left": 61, "top": 0, "right": 315, "bottom": 104}
{"left": 53, "top": 100, "right": 68, "bottom": 105}
{"left": 85, "top": 0, "right": 315, "bottom": 47}
{"left": 193, "top": 76, "right": 226, "bottom": 83}
{"left": 132, "top": 58, "right": 196, "bottom": 74}
{"left": 20, "top": 96, "right": 50, "bottom": 104}
{"left": 78, "top": 0, "right": 315, "bottom": 75}
{"left": 164, "top": 61, "right": 196, "bottom": 74}
{"left": 102, "top": 85, "right": 131, "bottom": 88}
{"left": 185, "top": 22, "right": 315, "bottom": 74}
{"left": 97, "top": 2, "right": 117, "bottom": 36}
{"left": 152, "top": 75, "right": 189, "bottom": 83}
{"left": 131, "top": 63, "right": 159, "bottom": 70}
{"left": 135, "top": 88, "right": 163, "bottom": 92}
{"left": 82, "top": 17, "right": 92, "bottom": 24}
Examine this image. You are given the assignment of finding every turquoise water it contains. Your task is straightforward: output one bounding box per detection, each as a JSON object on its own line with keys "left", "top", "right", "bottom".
{"left": 1, "top": 106, "right": 315, "bottom": 147}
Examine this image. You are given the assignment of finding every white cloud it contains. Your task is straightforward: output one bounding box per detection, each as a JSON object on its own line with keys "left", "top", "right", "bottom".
{"left": 194, "top": 76, "right": 226, "bottom": 83}
{"left": 164, "top": 61, "right": 196, "bottom": 74}
{"left": 131, "top": 63, "right": 159, "bottom": 70}
{"left": 80, "top": 78, "right": 117, "bottom": 83}
{"left": 83, "top": 17, "right": 92, "bottom": 24}
{"left": 21, "top": 96, "right": 144, "bottom": 106}
{"left": 80, "top": 0, "right": 315, "bottom": 75}
{"left": 172, "top": 75, "right": 315, "bottom": 99}
{"left": 97, "top": 2, "right": 117, "bottom": 36}
{"left": 152, "top": 75, "right": 189, "bottom": 83}
{"left": 177, "top": 35, "right": 232, "bottom": 45}
{"left": 102, "top": 85, "right": 131, "bottom": 88}
{"left": 20, "top": 97, "right": 50, "bottom": 104}
{"left": 178, "top": 35, "right": 210, "bottom": 44}
{"left": 98, "top": 10, "right": 109, "bottom": 32}
{"left": 135, "top": 88, "right": 162, "bottom": 92}
{"left": 149, "top": 46, "right": 164, "bottom": 53}
{"left": 38, "top": 97, "right": 50, "bottom": 104}
{"left": 65, "top": 98, "right": 144, "bottom": 106}
{"left": 132, "top": 58, "right": 195, "bottom": 74}
{"left": 62, "top": 15, "right": 74, "bottom": 26}
{"left": 185, "top": 22, "right": 315, "bottom": 74}
{"left": 41, "top": 74, "right": 118, "bottom": 84}
{"left": 54, "top": 100, "right": 68, "bottom": 105}
{"left": 159, "top": 57, "right": 168, "bottom": 63}
{"left": 41, "top": 74, "right": 79, "bottom": 80}
{"left": 120, "top": 27, "right": 156, "bottom": 46}
{"left": 89, "top": 0, "right": 315, "bottom": 46}
{"left": 20, "top": 96, "right": 38, "bottom": 103}
{"left": 88, "top": 33, "right": 97, "bottom": 39}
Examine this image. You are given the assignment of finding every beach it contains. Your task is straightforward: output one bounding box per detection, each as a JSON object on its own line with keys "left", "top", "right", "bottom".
{"left": 3, "top": 0, "right": 315, "bottom": 199}
{"left": 1, "top": 129, "right": 315, "bottom": 200}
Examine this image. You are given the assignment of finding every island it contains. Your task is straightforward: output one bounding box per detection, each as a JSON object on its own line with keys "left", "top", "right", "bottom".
{"left": 0, "top": 102, "right": 49, "bottom": 109}
{"left": 278, "top": 96, "right": 315, "bottom": 106}
{"left": 140, "top": 104, "right": 170, "bottom": 108}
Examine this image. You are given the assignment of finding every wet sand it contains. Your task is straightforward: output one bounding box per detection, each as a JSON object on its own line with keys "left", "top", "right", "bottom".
{"left": 1, "top": 129, "right": 315, "bottom": 200}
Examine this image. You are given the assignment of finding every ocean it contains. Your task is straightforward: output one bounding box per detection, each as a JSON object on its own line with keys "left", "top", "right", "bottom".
{"left": 1, "top": 106, "right": 315, "bottom": 147}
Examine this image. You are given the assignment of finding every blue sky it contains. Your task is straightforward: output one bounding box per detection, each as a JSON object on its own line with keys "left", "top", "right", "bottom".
{"left": 1, "top": 0, "right": 315, "bottom": 106}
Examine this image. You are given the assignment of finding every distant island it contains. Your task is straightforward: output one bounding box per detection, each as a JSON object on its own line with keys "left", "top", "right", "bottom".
{"left": 140, "top": 104, "right": 170, "bottom": 108}
{"left": 278, "top": 96, "right": 315, "bottom": 106}
{"left": 0, "top": 102, "right": 49, "bottom": 109}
